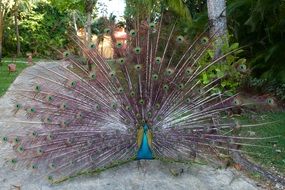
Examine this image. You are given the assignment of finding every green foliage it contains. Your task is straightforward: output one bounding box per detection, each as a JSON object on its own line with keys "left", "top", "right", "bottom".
{"left": 247, "top": 77, "right": 285, "bottom": 101}
{"left": 198, "top": 35, "right": 247, "bottom": 95}
{"left": 227, "top": 0, "right": 285, "bottom": 83}
{"left": 49, "top": 0, "right": 84, "bottom": 12}
{"left": 3, "top": 1, "right": 71, "bottom": 57}
{"left": 124, "top": 0, "right": 192, "bottom": 21}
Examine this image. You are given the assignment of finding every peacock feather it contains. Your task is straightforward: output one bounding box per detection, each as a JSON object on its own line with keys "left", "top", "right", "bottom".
{"left": 0, "top": 14, "right": 279, "bottom": 184}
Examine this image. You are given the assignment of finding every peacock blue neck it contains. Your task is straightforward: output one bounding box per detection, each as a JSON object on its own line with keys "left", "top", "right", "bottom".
{"left": 136, "top": 123, "right": 153, "bottom": 160}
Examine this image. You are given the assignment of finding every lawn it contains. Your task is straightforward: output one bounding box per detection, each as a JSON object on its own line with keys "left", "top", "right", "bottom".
{"left": 238, "top": 111, "right": 285, "bottom": 175}
{"left": 0, "top": 57, "right": 40, "bottom": 97}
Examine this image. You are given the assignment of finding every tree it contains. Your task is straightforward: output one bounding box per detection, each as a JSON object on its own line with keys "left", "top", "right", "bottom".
{"left": 227, "top": 0, "right": 285, "bottom": 83}
{"left": 11, "top": 0, "right": 32, "bottom": 56}
{"left": 49, "top": 0, "right": 97, "bottom": 45}
{"left": 206, "top": 0, "right": 227, "bottom": 58}
{"left": 207, "top": 0, "right": 227, "bottom": 37}
{"left": 125, "top": 0, "right": 192, "bottom": 21}
{"left": 84, "top": 0, "right": 97, "bottom": 45}
{"left": 0, "top": 0, "right": 14, "bottom": 62}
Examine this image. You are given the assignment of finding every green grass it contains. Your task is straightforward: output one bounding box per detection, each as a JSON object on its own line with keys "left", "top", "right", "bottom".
{"left": 238, "top": 111, "right": 285, "bottom": 174}
{"left": 0, "top": 58, "right": 31, "bottom": 97}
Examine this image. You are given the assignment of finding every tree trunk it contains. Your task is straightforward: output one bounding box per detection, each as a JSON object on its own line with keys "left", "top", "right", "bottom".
{"left": 0, "top": 14, "right": 4, "bottom": 64}
{"left": 14, "top": 9, "right": 20, "bottom": 56}
{"left": 207, "top": 0, "right": 227, "bottom": 58}
{"left": 87, "top": 12, "right": 92, "bottom": 45}
{"left": 207, "top": 0, "right": 227, "bottom": 37}
{"left": 72, "top": 11, "right": 78, "bottom": 32}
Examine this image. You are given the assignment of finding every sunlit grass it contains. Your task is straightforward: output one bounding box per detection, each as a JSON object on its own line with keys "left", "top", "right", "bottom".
{"left": 0, "top": 58, "right": 31, "bottom": 97}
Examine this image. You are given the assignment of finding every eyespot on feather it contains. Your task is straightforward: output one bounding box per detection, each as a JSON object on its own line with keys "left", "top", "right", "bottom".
{"left": 129, "top": 29, "right": 137, "bottom": 37}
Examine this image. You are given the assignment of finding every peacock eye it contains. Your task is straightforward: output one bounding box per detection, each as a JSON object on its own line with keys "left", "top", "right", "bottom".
{"left": 157, "top": 115, "right": 162, "bottom": 121}
{"left": 178, "top": 83, "right": 185, "bottom": 90}
{"left": 185, "top": 98, "right": 191, "bottom": 103}
{"left": 47, "top": 175, "right": 53, "bottom": 182}
{"left": 13, "top": 139, "right": 21, "bottom": 148}
{"left": 233, "top": 98, "right": 241, "bottom": 106}
{"left": 29, "top": 107, "right": 36, "bottom": 113}
{"left": 129, "top": 29, "right": 136, "bottom": 37}
{"left": 17, "top": 145, "right": 25, "bottom": 153}
{"left": 155, "top": 57, "right": 162, "bottom": 64}
{"left": 34, "top": 85, "right": 41, "bottom": 92}
{"left": 104, "top": 28, "right": 111, "bottom": 34}
{"left": 201, "top": 37, "right": 209, "bottom": 44}
{"left": 149, "top": 22, "right": 156, "bottom": 29}
{"left": 37, "top": 148, "right": 44, "bottom": 155}
{"left": 89, "top": 72, "right": 96, "bottom": 79}
{"left": 116, "top": 42, "right": 123, "bottom": 48}
{"left": 165, "top": 68, "right": 174, "bottom": 76}
{"left": 163, "top": 84, "right": 169, "bottom": 91}
{"left": 117, "top": 58, "right": 125, "bottom": 64}
{"left": 70, "top": 81, "right": 77, "bottom": 87}
{"left": 155, "top": 103, "right": 160, "bottom": 109}
{"left": 176, "top": 35, "right": 184, "bottom": 43}
{"left": 185, "top": 67, "right": 193, "bottom": 75}
{"left": 134, "top": 47, "right": 141, "bottom": 54}
{"left": 63, "top": 51, "right": 70, "bottom": 58}
{"left": 95, "top": 104, "right": 101, "bottom": 110}
{"left": 47, "top": 133, "right": 53, "bottom": 141}
{"left": 238, "top": 64, "right": 247, "bottom": 72}
{"left": 77, "top": 112, "right": 84, "bottom": 119}
{"left": 49, "top": 163, "right": 56, "bottom": 169}
{"left": 47, "top": 95, "right": 54, "bottom": 102}
{"left": 139, "top": 99, "right": 145, "bottom": 105}
{"left": 111, "top": 103, "right": 117, "bottom": 109}
{"left": 11, "top": 158, "right": 18, "bottom": 164}
{"left": 32, "top": 131, "right": 38, "bottom": 137}
{"left": 118, "top": 87, "right": 124, "bottom": 93}
{"left": 60, "top": 103, "right": 68, "bottom": 110}
{"left": 89, "top": 43, "right": 96, "bottom": 49}
{"left": 266, "top": 98, "right": 275, "bottom": 105}
{"left": 2, "top": 136, "right": 8, "bottom": 142}
{"left": 130, "top": 91, "right": 135, "bottom": 97}
{"left": 15, "top": 103, "right": 21, "bottom": 109}
{"left": 152, "top": 74, "right": 159, "bottom": 81}
{"left": 125, "top": 105, "right": 131, "bottom": 111}
{"left": 134, "top": 64, "right": 142, "bottom": 71}
{"left": 109, "top": 71, "right": 116, "bottom": 78}
{"left": 31, "top": 164, "right": 38, "bottom": 170}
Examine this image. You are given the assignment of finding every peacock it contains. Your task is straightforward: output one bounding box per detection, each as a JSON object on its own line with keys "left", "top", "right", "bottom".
{"left": 0, "top": 13, "right": 280, "bottom": 184}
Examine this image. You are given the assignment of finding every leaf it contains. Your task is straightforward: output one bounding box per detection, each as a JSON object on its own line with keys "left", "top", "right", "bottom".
{"left": 202, "top": 73, "right": 209, "bottom": 84}
{"left": 229, "top": 42, "right": 239, "bottom": 50}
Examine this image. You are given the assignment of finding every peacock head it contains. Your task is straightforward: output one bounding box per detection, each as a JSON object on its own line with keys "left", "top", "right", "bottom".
{"left": 143, "top": 123, "right": 149, "bottom": 132}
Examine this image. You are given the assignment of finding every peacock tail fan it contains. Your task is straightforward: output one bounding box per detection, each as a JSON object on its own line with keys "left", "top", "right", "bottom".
{"left": 0, "top": 14, "right": 279, "bottom": 184}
